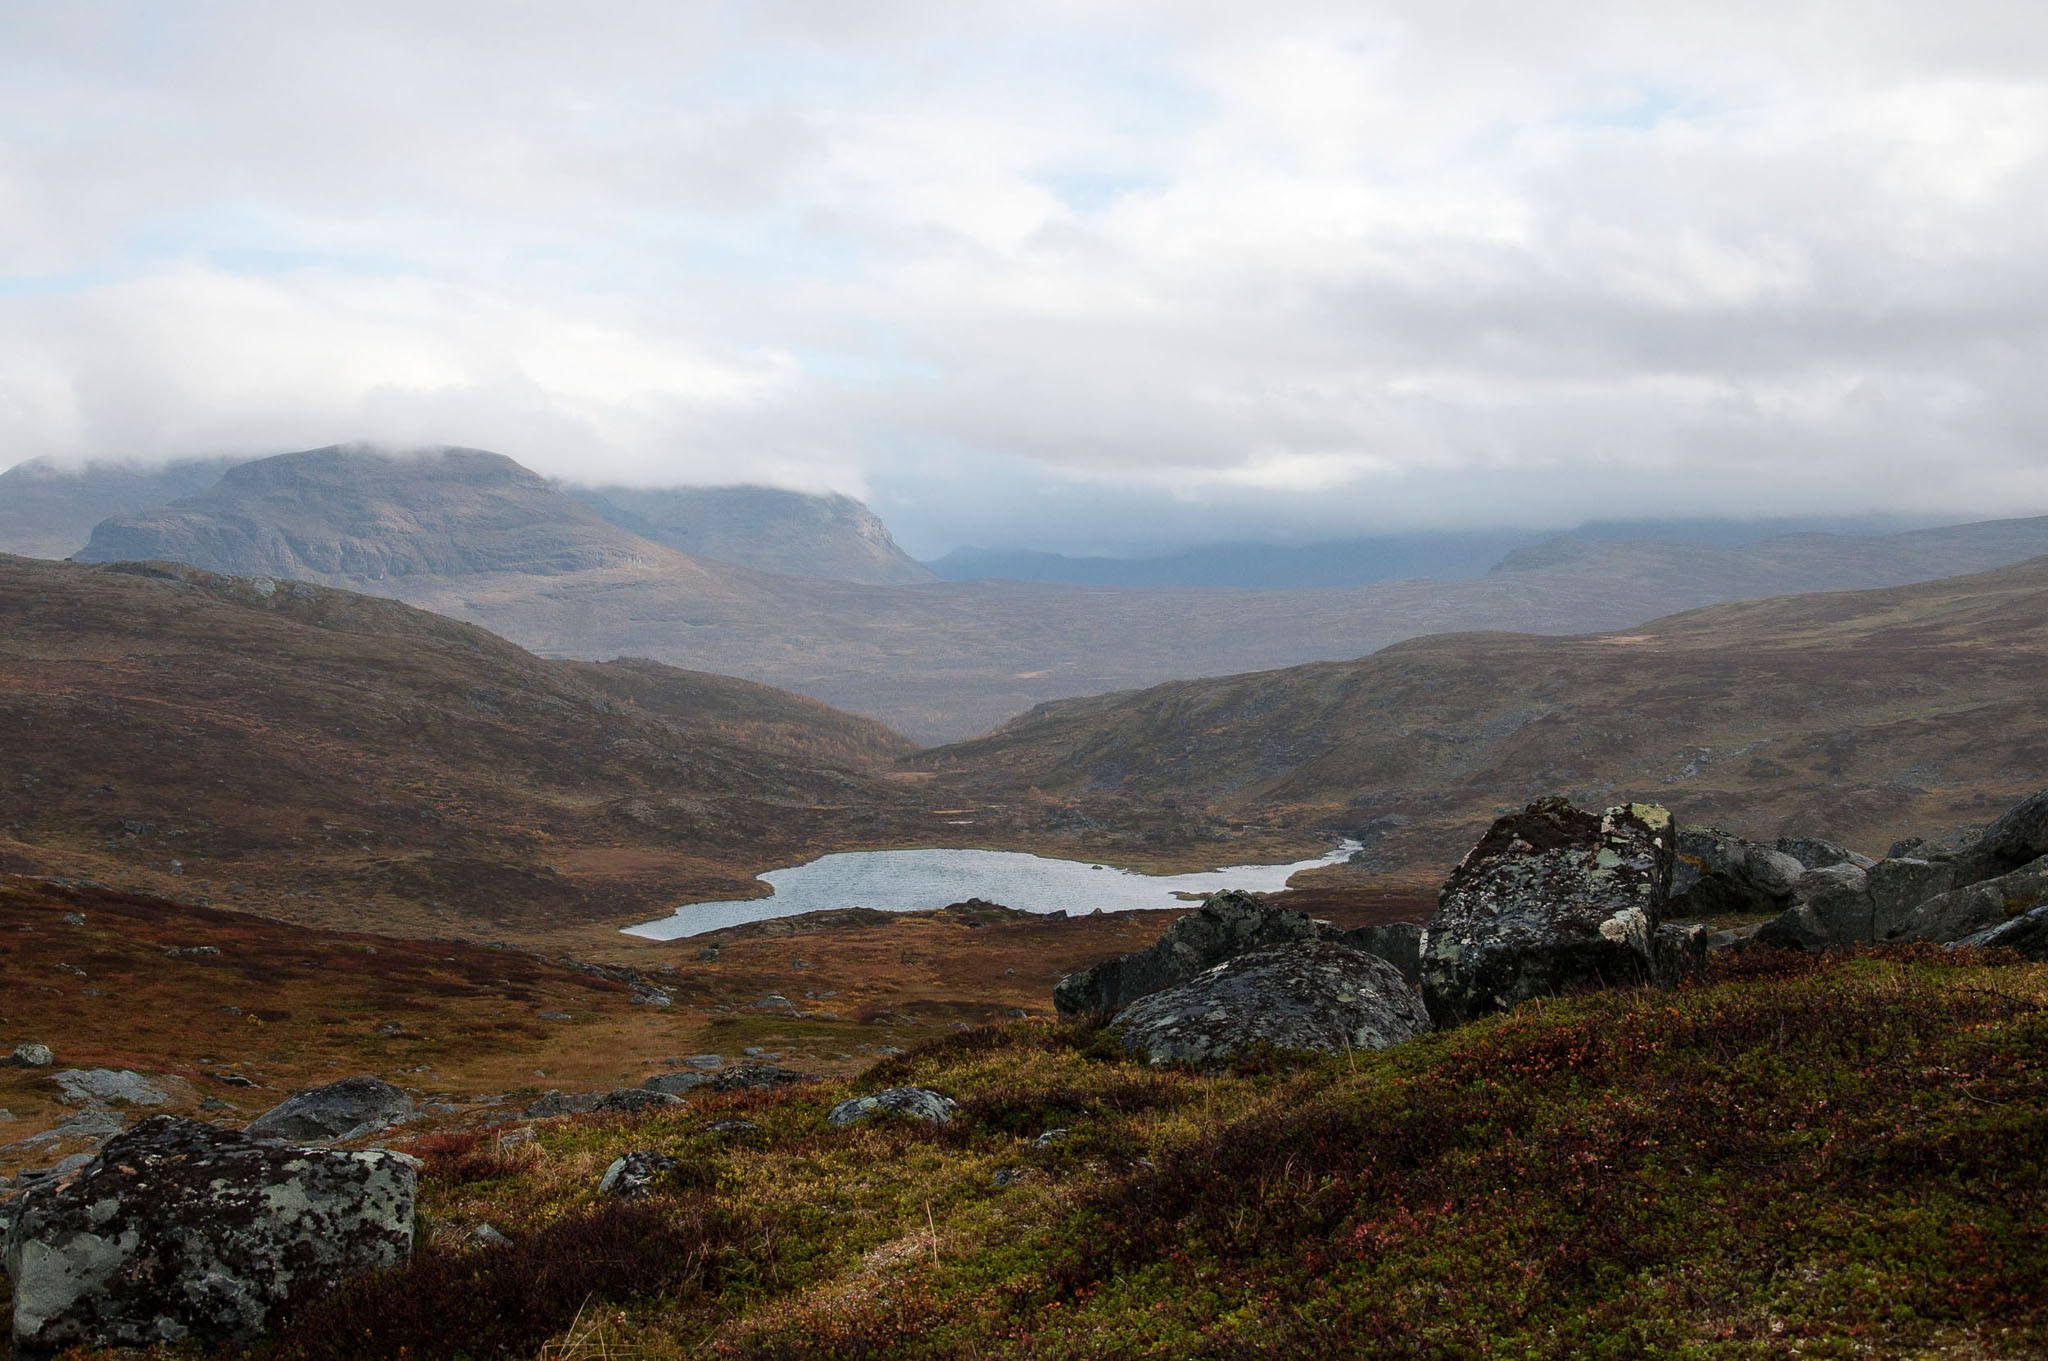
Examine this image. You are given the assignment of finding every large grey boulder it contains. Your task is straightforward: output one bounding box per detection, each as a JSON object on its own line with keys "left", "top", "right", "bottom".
{"left": 1867, "top": 858, "right": 1957, "bottom": 939}
{"left": 1954, "top": 903, "right": 2048, "bottom": 958}
{"left": 1755, "top": 863, "right": 1874, "bottom": 951}
{"left": 827, "top": 1087, "right": 959, "bottom": 1128}
{"left": 1114, "top": 941, "right": 1430, "bottom": 1068}
{"left": 1670, "top": 826, "right": 1806, "bottom": 917}
{"left": 50, "top": 1069, "right": 168, "bottom": 1107}
{"left": 4, "top": 1116, "right": 416, "bottom": 1358}
{"left": 1419, "top": 798, "right": 1674, "bottom": 1028}
{"left": 642, "top": 1072, "right": 712, "bottom": 1096}
{"left": 1948, "top": 788, "right": 2048, "bottom": 887}
{"left": 1338, "top": 922, "right": 1425, "bottom": 985}
{"left": 1054, "top": 889, "right": 1324, "bottom": 1018}
{"left": 245, "top": 1076, "right": 414, "bottom": 1142}
{"left": 1887, "top": 855, "right": 2048, "bottom": 945}
{"left": 1775, "top": 837, "right": 1876, "bottom": 872}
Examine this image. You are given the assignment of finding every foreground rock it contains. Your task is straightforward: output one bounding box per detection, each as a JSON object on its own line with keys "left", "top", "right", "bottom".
{"left": 1887, "top": 856, "right": 2048, "bottom": 945}
{"left": 1115, "top": 942, "right": 1430, "bottom": 1067}
{"left": 1419, "top": 798, "right": 1674, "bottom": 1028}
{"left": 245, "top": 1076, "right": 414, "bottom": 1141}
{"left": 4, "top": 1116, "right": 416, "bottom": 1358}
{"left": 1955, "top": 903, "right": 2048, "bottom": 958}
{"left": 828, "top": 1087, "right": 958, "bottom": 1128}
{"left": 1054, "top": 889, "right": 1327, "bottom": 1017}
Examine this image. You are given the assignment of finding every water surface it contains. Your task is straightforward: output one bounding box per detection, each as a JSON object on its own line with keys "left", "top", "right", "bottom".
{"left": 622, "top": 841, "right": 1360, "bottom": 939}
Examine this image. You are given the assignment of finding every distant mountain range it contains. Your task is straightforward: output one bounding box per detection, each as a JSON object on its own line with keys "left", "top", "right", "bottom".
{"left": 29, "top": 444, "right": 2048, "bottom": 741}
{"left": 566, "top": 484, "right": 934, "bottom": 585}
{"left": 0, "top": 455, "right": 241, "bottom": 559}
{"left": 926, "top": 514, "right": 1936, "bottom": 590}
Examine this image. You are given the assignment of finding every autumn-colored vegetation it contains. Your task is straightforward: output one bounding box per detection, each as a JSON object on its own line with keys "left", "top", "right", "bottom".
{"left": 216, "top": 946, "right": 2048, "bottom": 1359}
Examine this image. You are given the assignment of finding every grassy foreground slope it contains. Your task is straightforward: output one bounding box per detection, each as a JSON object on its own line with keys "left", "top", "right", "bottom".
{"left": 0, "top": 555, "right": 926, "bottom": 941}
{"left": 925, "top": 555, "right": 2048, "bottom": 881}
{"left": 226, "top": 948, "right": 2046, "bottom": 1360}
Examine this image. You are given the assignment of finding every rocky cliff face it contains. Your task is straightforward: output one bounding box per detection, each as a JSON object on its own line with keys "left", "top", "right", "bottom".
{"left": 76, "top": 445, "right": 666, "bottom": 581}
{"left": 567, "top": 484, "right": 935, "bottom": 585}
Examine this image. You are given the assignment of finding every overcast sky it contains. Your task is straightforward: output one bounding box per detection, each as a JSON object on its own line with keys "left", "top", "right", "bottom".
{"left": 4, "top": 1, "right": 2048, "bottom": 555}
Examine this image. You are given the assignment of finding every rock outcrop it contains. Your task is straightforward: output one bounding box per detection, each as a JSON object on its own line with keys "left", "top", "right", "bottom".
{"left": 1113, "top": 942, "right": 1430, "bottom": 1067}
{"left": 827, "top": 1087, "right": 959, "bottom": 1128}
{"left": 1419, "top": 798, "right": 1674, "bottom": 1028}
{"left": 245, "top": 1076, "right": 414, "bottom": 1142}
{"left": 1887, "top": 856, "right": 2048, "bottom": 945}
{"left": 1054, "top": 890, "right": 1326, "bottom": 1017}
{"left": 4, "top": 1116, "right": 416, "bottom": 1358}
{"left": 1670, "top": 826, "right": 1806, "bottom": 917}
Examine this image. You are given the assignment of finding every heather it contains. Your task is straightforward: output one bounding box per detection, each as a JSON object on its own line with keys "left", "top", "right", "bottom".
{"left": 237, "top": 945, "right": 2048, "bottom": 1360}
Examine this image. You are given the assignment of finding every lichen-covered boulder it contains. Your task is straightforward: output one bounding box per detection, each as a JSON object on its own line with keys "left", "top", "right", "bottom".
{"left": 1419, "top": 798, "right": 1674, "bottom": 1028}
{"left": 1054, "top": 889, "right": 1326, "bottom": 1018}
{"left": 7, "top": 1042, "right": 53, "bottom": 1068}
{"left": 1887, "top": 855, "right": 2048, "bottom": 945}
{"left": 4, "top": 1115, "right": 416, "bottom": 1358}
{"left": 244, "top": 1076, "right": 414, "bottom": 1142}
{"left": 709, "top": 1065, "right": 811, "bottom": 1092}
{"left": 827, "top": 1087, "right": 959, "bottom": 1128}
{"left": 1114, "top": 941, "right": 1430, "bottom": 1067}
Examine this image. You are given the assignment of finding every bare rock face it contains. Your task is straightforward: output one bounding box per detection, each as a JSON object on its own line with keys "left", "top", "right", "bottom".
{"left": 4, "top": 1116, "right": 416, "bottom": 1358}
{"left": 1419, "top": 798, "right": 1674, "bottom": 1028}
{"left": 1054, "top": 889, "right": 1327, "bottom": 1018}
{"left": 244, "top": 1076, "right": 414, "bottom": 1142}
{"left": 1113, "top": 941, "right": 1430, "bottom": 1067}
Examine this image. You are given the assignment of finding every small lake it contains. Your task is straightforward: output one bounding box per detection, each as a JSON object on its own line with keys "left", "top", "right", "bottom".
{"left": 622, "top": 841, "right": 1362, "bottom": 940}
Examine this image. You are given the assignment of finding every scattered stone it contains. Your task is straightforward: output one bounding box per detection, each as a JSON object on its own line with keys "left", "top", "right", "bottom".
{"left": 589, "top": 1088, "right": 685, "bottom": 1114}
{"left": 695, "top": 945, "right": 721, "bottom": 962}
{"left": 8, "top": 1042, "right": 53, "bottom": 1068}
{"left": 0, "top": 1109, "right": 13, "bottom": 1121}
{"left": 471, "top": 1223, "right": 512, "bottom": 1247}
{"left": 537, "top": 1011, "right": 573, "bottom": 1021}
{"left": 60, "top": 913, "right": 85, "bottom": 927}
{"left": 827, "top": 1087, "right": 958, "bottom": 1128}
{"left": 199, "top": 1097, "right": 236, "bottom": 1113}
{"left": 520, "top": 1090, "right": 598, "bottom": 1118}
{"left": 749, "top": 994, "right": 797, "bottom": 1013}
{"left": 52, "top": 1069, "right": 169, "bottom": 1107}
{"left": 1032, "top": 1128, "right": 1069, "bottom": 1149}
{"left": 3, "top": 1116, "right": 416, "bottom": 1358}
{"left": 598, "top": 1150, "right": 683, "bottom": 1199}
{"left": 163, "top": 945, "right": 221, "bottom": 959}
{"left": 244, "top": 1076, "right": 414, "bottom": 1142}
{"left": 207, "top": 1071, "right": 258, "bottom": 1088}
{"left": 992, "top": 1168, "right": 1028, "bottom": 1187}
{"left": 743, "top": 1045, "right": 772, "bottom": 1056}
{"left": 701, "top": 1118, "right": 761, "bottom": 1137}
{"left": 709, "top": 1065, "right": 810, "bottom": 1093}
{"left": 1054, "top": 888, "right": 1326, "bottom": 1018}
{"left": 641, "top": 1072, "right": 712, "bottom": 1096}
{"left": 1419, "top": 799, "right": 1674, "bottom": 1028}
{"left": 1117, "top": 941, "right": 1431, "bottom": 1067}
{"left": 684, "top": 1053, "right": 722, "bottom": 1070}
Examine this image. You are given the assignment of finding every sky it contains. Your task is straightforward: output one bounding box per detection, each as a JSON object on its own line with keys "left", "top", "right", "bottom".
{"left": 4, "top": 2, "right": 2048, "bottom": 557}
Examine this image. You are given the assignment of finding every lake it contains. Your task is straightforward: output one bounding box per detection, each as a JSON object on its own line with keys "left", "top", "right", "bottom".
{"left": 621, "top": 841, "right": 1362, "bottom": 939}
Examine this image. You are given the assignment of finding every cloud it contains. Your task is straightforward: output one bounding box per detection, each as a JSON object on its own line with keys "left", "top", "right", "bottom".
{"left": 4, "top": 0, "right": 2048, "bottom": 552}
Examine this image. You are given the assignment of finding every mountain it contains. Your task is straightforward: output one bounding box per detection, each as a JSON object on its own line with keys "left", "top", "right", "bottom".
{"left": 0, "top": 455, "right": 239, "bottom": 559}
{"left": 64, "top": 444, "right": 2048, "bottom": 743}
{"left": 76, "top": 445, "right": 672, "bottom": 579}
{"left": 0, "top": 553, "right": 926, "bottom": 941}
{"left": 919, "top": 554, "right": 2048, "bottom": 878}
{"left": 567, "top": 483, "right": 936, "bottom": 585}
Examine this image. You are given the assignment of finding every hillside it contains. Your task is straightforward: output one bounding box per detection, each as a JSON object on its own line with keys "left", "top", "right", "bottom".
{"left": 922, "top": 555, "right": 2048, "bottom": 878}
{"left": 0, "top": 455, "right": 238, "bottom": 560}
{"left": 568, "top": 483, "right": 935, "bottom": 585}
{"left": 58, "top": 445, "right": 2048, "bottom": 741}
{"left": 0, "top": 554, "right": 928, "bottom": 941}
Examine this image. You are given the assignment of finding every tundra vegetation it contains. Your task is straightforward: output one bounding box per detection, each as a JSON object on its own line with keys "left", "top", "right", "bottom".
{"left": 94, "top": 945, "right": 2033, "bottom": 1360}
